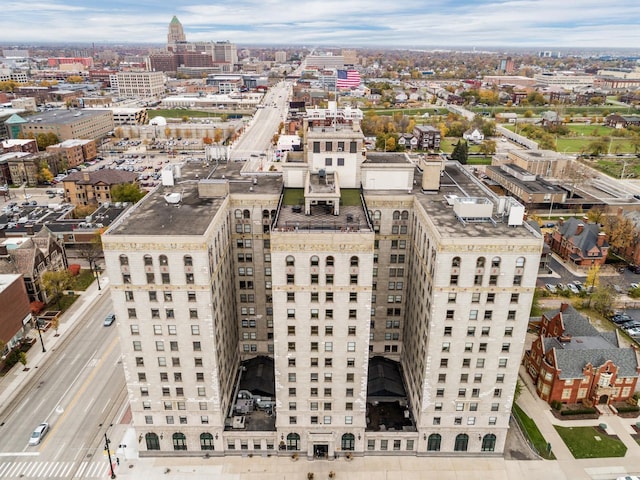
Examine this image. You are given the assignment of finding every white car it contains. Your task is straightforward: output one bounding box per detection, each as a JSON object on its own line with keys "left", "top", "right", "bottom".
{"left": 630, "top": 283, "right": 639, "bottom": 291}
{"left": 545, "top": 284, "right": 557, "bottom": 294}
{"left": 567, "top": 284, "right": 580, "bottom": 294}
{"left": 29, "top": 422, "right": 49, "bottom": 446}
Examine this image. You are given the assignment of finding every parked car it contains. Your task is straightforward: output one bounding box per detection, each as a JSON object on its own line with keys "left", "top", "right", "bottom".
{"left": 612, "top": 285, "right": 623, "bottom": 294}
{"left": 628, "top": 265, "right": 640, "bottom": 274}
{"left": 29, "top": 422, "right": 49, "bottom": 445}
{"left": 566, "top": 284, "right": 580, "bottom": 294}
{"left": 556, "top": 283, "right": 566, "bottom": 291}
{"left": 630, "top": 283, "right": 639, "bottom": 291}
{"left": 611, "top": 314, "right": 633, "bottom": 324}
{"left": 104, "top": 313, "right": 116, "bottom": 326}
{"left": 573, "top": 280, "right": 583, "bottom": 288}
{"left": 624, "top": 327, "right": 640, "bottom": 337}
{"left": 545, "top": 284, "right": 557, "bottom": 294}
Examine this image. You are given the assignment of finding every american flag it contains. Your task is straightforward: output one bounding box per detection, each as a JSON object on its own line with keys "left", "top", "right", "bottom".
{"left": 336, "top": 69, "right": 361, "bottom": 88}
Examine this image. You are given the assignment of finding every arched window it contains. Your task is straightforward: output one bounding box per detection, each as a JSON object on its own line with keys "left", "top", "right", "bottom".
{"left": 145, "top": 432, "right": 160, "bottom": 451}
{"left": 491, "top": 257, "right": 501, "bottom": 268}
{"left": 286, "top": 433, "right": 300, "bottom": 451}
{"left": 234, "top": 209, "right": 243, "bottom": 219}
{"left": 341, "top": 433, "right": 355, "bottom": 451}
{"left": 143, "top": 254, "right": 153, "bottom": 266}
{"left": 515, "top": 257, "right": 525, "bottom": 268}
{"left": 373, "top": 210, "right": 381, "bottom": 221}
{"left": 200, "top": 433, "right": 214, "bottom": 450}
{"left": 243, "top": 209, "right": 250, "bottom": 219}
{"left": 476, "top": 257, "right": 485, "bottom": 268}
{"left": 310, "top": 256, "right": 319, "bottom": 267}
{"left": 427, "top": 433, "right": 441, "bottom": 451}
{"left": 286, "top": 256, "right": 295, "bottom": 267}
{"left": 454, "top": 433, "right": 468, "bottom": 452}
{"left": 452, "top": 257, "right": 461, "bottom": 268}
{"left": 481, "top": 434, "right": 496, "bottom": 452}
{"left": 159, "top": 255, "right": 169, "bottom": 266}
{"left": 262, "top": 209, "right": 270, "bottom": 218}
{"left": 393, "top": 211, "right": 401, "bottom": 220}
{"left": 350, "top": 256, "right": 359, "bottom": 267}
{"left": 271, "top": 209, "right": 277, "bottom": 218}
{"left": 401, "top": 210, "right": 409, "bottom": 220}
{"left": 184, "top": 255, "right": 193, "bottom": 267}
{"left": 326, "top": 256, "right": 334, "bottom": 267}
{"left": 119, "top": 255, "right": 129, "bottom": 266}
{"left": 173, "top": 432, "right": 187, "bottom": 451}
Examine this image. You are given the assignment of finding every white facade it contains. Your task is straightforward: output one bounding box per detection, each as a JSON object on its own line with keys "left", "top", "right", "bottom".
{"left": 111, "top": 71, "right": 166, "bottom": 98}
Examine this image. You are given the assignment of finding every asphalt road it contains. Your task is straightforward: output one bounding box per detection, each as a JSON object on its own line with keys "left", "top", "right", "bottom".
{"left": 0, "top": 291, "right": 126, "bottom": 478}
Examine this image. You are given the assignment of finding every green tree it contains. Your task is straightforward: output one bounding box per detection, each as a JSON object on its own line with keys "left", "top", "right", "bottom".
{"left": 585, "top": 265, "right": 600, "bottom": 292}
{"left": 19, "top": 352, "right": 27, "bottom": 367}
{"left": 41, "top": 270, "right": 73, "bottom": 308}
{"left": 451, "top": 140, "right": 469, "bottom": 164}
{"left": 35, "top": 132, "right": 60, "bottom": 150}
{"left": 110, "top": 183, "right": 146, "bottom": 203}
{"left": 478, "top": 139, "right": 496, "bottom": 156}
{"left": 76, "top": 231, "right": 104, "bottom": 271}
{"left": 591, "top": 286, "right": 615, "bottom": 316}
{"left": 587, "top": 137, "right": 609, "bottom": 156}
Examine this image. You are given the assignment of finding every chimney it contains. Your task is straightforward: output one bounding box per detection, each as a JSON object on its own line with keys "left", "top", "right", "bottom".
{"left": 560, "top": 302, "right": 569, "bottom": 312}
{"left": 0, "top": 245, "right": 7, "bottom": 256}
{"left": 576, "top": 223, "right": 584, "bottom": 235}
{"left": 26, "top": 225, "right": 34, "bottom": 235}
{"left": 597, "top": 232, "right": 606, "bottom": 247}
{"left": 558, "top": 217, "right": 564, "bottom": 226}
{"left": 82, "top": 172, "right": 90, "bottom": 182}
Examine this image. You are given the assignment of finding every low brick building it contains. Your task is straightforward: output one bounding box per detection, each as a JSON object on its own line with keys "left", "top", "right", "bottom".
{"left": 524, "top": 304, "right": 639, "bottom": 407}
{"left": 62, "top": 170, "right": 138, "bottom": 206}
{"left": 547, "top": 217, "right": 609, "bottom": 267}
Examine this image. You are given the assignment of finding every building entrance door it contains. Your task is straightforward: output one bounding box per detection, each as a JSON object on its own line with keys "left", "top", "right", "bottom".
{"left": 314, "top": 444, "right": 329, "bottom": 459}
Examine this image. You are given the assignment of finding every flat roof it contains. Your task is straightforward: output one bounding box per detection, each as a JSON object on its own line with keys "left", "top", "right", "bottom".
{"left": 411, "top": 162, "right": 542, "bottom": 240}
{"left": 22, "top": 109, "right": 110, "bottom": 125}
{"left": 108, "top": 160, "right": 282, "bottom": 237}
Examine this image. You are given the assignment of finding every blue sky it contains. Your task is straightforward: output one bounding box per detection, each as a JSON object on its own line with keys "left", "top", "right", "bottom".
{"left": 2, "top": 0, "right": 640, "bottom": 49}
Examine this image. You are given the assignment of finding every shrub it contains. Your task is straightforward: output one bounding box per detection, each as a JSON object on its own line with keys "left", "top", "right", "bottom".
{"left": 560, "top": 407, "right": 598, "bottom": 416}
{"left": 551, "top": 400, "right": 563, "bottom": 410}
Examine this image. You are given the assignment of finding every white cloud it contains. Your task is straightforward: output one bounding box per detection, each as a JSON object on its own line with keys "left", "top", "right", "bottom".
{"left": 1, "top": 0, "right": 640, "bottom": 47}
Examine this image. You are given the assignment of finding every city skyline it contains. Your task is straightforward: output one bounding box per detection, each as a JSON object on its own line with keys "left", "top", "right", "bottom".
{"left": 2, "top": 1, "right": 640, "bottom": 50}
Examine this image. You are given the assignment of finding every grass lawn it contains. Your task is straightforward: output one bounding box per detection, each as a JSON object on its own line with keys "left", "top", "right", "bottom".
{"left": 149, "top": 109, "right": 248, "bottom": 120}
{"left": 565, "top": 124, "right": 615, "bottom": 136}
{"left": 283, "top": 188, "right": 362, "bottom": 206}
{"left": 593, "top": 157, "right": 640, "bottom": 179}
{"left": 71, "top": 269, "right": 97, "bottom": 291}
{"left": 467, "top": 156, "right": 492, "bottom": 165}
{"left": 283, "top": 188, "right": 304, "bottom": 205}
{"left": 50, "top": 294, "right": 79, "bottom": 313}
{"left": 554, "top": 425, "right": 627, "bottom": 459}
{"left": 512, "top": 403, "right": 555, "bottom": 460}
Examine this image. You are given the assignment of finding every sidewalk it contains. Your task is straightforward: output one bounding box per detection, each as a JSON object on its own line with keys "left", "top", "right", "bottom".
{"left": 0, "top": 276, "right": 110, "bottom": 411}
{"left": 517, "top": 365, "right": 640, "bottom": 479}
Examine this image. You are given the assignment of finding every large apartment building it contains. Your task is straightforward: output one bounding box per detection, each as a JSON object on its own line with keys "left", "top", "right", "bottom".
{"left": 103, "top": 107, "right": 542, "bottom": 459}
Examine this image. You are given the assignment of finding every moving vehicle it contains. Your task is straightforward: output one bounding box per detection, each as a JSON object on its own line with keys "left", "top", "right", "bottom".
{"left": 29, "top": 422, "right": 49, "bottom": 445}
{"left": 104, "top": 313, "right": 116, "bottom": 326}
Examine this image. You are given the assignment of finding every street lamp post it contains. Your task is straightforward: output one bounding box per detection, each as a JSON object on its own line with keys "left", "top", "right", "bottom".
{"left": 93, "top": 262, "right": 102, "bottom": 291}
{"left": 35, "top": 318, "right": 46, "bottom": 353}
{"left": 104, "top": 432, "right": 116, "bottom": 479}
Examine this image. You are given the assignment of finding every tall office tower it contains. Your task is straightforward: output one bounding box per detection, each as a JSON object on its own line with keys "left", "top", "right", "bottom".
{"left": 103, "top": 103, "right": 542, "bottom": 458}
{"left": 167, "top": 16, "right": 187, "bottom": 46}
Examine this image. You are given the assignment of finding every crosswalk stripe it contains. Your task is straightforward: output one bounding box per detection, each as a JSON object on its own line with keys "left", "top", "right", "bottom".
{"left": 76, "top": 460, "right": 89, "bottom": 477}
{"left": 0, "top": 460, "right": 112, "bottom": 479}
{"left": 61, "top": 462, "right": 75, "bottom": 478}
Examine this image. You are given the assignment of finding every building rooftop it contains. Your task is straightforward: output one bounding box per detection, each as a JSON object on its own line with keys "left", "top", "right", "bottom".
{"left": 108, "top": 161, "right": 282, "bottom": 237}
{"left": 413, "top": 162, "right": 542, "bottom": 241}
{"left": 22, "top": 109, "right": 110, "bottom": 126}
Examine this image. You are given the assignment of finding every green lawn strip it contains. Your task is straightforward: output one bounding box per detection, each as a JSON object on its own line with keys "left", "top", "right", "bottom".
{"left": 512, "top": 403, "right": 555, "bottom": 460}
{"left": 71, "top": 269, "right": 97, "bottom": 291}
{"left": 554, "top": 425, "right": 627, "bottom": 459}
{"left": 282, "top": 188, "right": 361, "bottom": 207}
